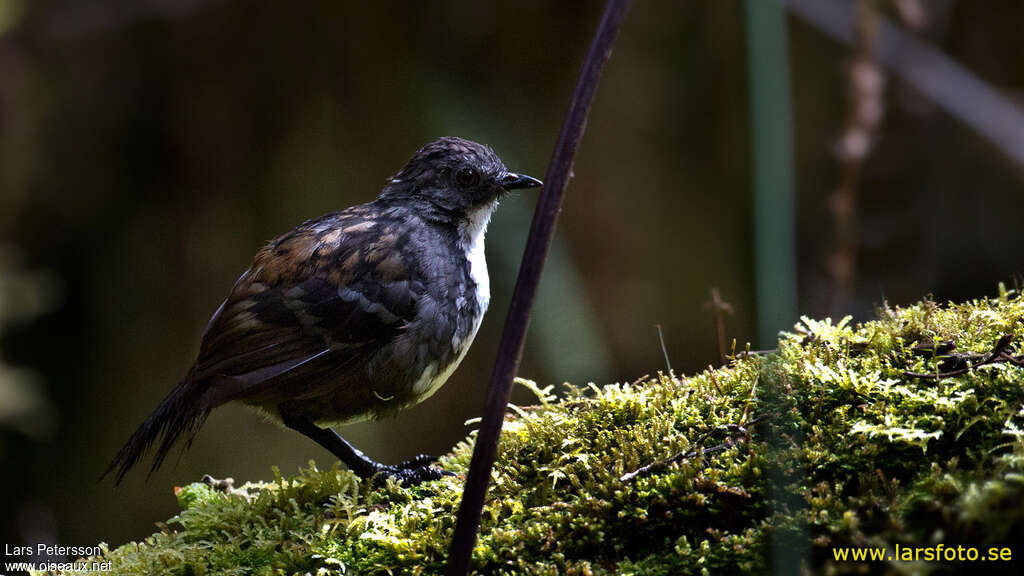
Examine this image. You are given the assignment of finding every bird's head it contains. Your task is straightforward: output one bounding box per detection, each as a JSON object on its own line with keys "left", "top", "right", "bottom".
{"left": 381, "top": 137, "right": 542, "bottom": 216}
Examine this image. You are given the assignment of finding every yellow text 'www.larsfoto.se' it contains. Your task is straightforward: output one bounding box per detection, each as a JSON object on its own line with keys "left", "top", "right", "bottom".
{"left": 833, "top": 544, "right": 1012, "bottom": 563}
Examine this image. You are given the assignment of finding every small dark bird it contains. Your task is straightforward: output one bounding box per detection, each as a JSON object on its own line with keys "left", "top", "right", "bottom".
{"left": 105, "top": 137, "right": 542, "bottom": 485}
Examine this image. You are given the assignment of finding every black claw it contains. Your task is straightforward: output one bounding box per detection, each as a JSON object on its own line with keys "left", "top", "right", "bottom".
{"left": 395, "top": 453, "right": 438, "bottom": 469}
{"left": 365, "top": 463, "right": 451, "bottom": 487}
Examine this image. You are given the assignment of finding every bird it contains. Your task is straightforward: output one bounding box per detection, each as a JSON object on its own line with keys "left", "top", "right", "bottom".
{"left": 105, "top": 136, "right": 542, "bottom": 486}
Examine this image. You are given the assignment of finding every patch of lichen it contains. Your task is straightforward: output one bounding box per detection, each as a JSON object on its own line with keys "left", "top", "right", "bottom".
{"left": 64, "top": 287, "right": 1024, "bottom": 575}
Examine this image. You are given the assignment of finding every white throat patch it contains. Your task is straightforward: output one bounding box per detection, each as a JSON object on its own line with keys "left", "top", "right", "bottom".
{"left": 458, "top": 200, "right": 497, "bottom": 315}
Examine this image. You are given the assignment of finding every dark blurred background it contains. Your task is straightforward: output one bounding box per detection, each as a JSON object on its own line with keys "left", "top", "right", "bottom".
{"left": 0, "top": 0, "right": 1022, "bottom": 553}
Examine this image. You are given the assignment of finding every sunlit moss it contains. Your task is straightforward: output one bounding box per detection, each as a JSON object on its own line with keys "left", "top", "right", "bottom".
{"left": 60, "top": 287, "right": 1024, "bottom": 575}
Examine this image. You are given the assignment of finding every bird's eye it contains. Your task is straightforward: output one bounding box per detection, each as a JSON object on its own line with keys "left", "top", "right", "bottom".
{"left": 455, "top": 167, "right": 480, "bottom": 188}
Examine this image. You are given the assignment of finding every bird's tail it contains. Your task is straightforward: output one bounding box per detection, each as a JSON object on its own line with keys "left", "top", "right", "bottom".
{"left": 103, "top": 366, "right": 210, "bottom": 485}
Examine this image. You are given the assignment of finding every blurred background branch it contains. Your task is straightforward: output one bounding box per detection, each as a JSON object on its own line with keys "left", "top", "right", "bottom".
{"left": 826, "top": 0, "right": 884, "bottom": 316}
{"left": 784, "top": 0, "right": 1024, "bottom": 171}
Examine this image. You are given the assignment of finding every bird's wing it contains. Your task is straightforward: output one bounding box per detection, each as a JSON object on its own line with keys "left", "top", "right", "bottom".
{"left": 193, "top": 208, "right": 423, "bottom": 406}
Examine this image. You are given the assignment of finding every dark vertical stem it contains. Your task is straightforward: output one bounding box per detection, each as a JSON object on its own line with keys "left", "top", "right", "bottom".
{"left": 444, "top": 1, "right": 632, "bottom": 574}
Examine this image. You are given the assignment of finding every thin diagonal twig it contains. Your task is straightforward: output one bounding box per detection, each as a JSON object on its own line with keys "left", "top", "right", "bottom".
{"left": 656, "top": 324, "right": 673, "bottom": 373}
{"left": 620, "top": 414, "right": 773, "bottom": 482}
{"left": 444, "top": 2, "right": 633, "bottom": 574}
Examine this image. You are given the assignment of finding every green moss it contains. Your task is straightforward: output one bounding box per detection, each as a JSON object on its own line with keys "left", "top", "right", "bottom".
{"left": 61, "top": 288, "right": 1024, "bottom": 575}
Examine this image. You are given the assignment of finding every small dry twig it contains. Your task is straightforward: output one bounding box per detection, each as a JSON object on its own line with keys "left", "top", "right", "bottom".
{"left": 705, "top": 288, "right": 735, "bottom": 362}
{"left": 902, "top": 334, "right": 1022, "bottom": 379}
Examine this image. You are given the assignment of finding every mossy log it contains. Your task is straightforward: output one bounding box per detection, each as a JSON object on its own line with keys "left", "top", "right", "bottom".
{"left": 65, "top": 288, "right": 1024, "bottom": 575}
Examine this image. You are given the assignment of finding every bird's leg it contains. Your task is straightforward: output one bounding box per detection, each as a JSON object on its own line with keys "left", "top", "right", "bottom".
{"left": 280, "top": 413, "right": 450, "bottom": 485}
{"left": 280, "top": 413, "right": 377, "bottom": 478}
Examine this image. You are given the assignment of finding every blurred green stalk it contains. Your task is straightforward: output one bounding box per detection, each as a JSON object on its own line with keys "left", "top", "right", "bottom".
{"left": 746, "top": 0, "right": 798, "bottom": 348}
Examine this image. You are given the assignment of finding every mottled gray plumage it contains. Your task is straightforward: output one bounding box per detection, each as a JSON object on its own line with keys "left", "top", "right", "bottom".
{"left": 105, "top": 137, "right": 542, "bottom": 485}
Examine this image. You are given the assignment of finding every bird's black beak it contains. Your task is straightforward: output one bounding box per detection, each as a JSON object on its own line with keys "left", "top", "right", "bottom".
{"left": 500, "top": 172, "right": 543, "bottom": 190}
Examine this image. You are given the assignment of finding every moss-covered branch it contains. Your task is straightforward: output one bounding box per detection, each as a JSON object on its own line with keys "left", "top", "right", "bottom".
{"left": 65, "top": 287, "right": 1024, "bottom": 575}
